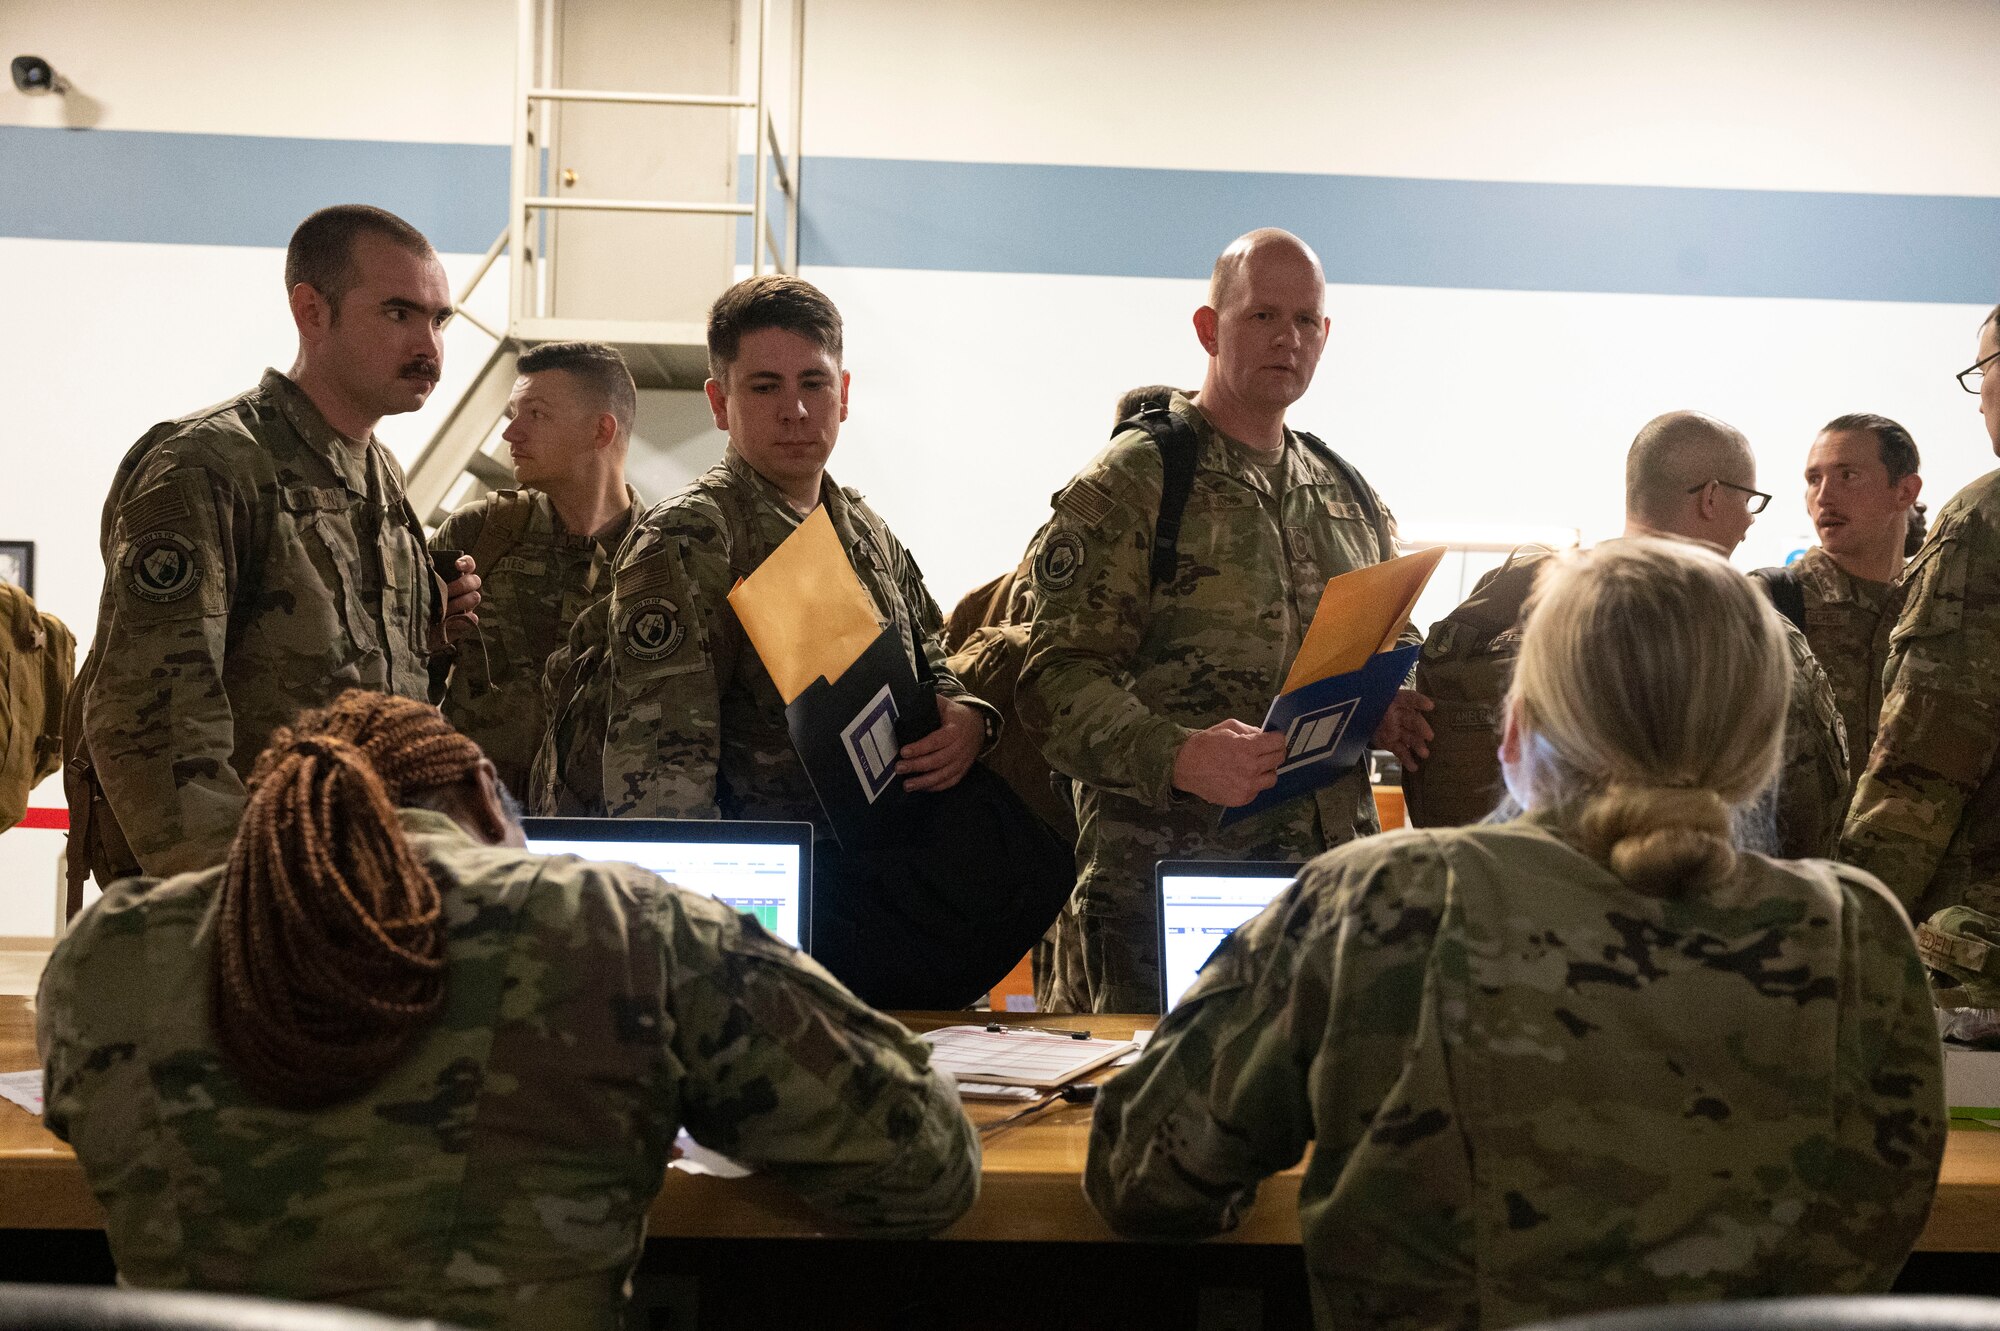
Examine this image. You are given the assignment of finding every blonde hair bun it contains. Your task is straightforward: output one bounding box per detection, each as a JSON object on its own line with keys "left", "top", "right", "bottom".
{"left": 1576, "top": 784, "right": 1736, "bottom": 896}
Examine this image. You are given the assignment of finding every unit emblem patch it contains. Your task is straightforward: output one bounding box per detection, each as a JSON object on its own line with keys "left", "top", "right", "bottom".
{"left": 622, "top": 597, "right": 685, "bottom": 661}
{"left": 126, "top": 531, "right": 202, "bottom": 603}
{"left": 1035, "top": 530, "right": 1087, "bottom": 593}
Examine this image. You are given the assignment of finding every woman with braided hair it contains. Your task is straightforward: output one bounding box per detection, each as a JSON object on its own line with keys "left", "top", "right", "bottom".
{"left": 38, "top": 690, "right": 977, "bottom": 1331}
{"left": 1087, "top": 538, "right": 1944, "bottom": 1331}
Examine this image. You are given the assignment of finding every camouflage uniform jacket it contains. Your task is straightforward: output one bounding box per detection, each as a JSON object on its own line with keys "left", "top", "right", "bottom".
{"left": 433, "top": 486, "right": 638, "bottom": 798}
{"left": 1018, "top": 392, "right": 1408, "bottom": 1013}
{"left": 38, "top": 808, "right": 980, "bottom": 1331}
{"left": 600, "top": 448, "right": 992, "bottom": 829}
{"left": 1842, "top": 469, "right": 2000, "bottom": 923}
{"left": 1788, "top": 544, "right": 1893, "bottom": 785}
{"left": 1086, "top": 818, "right": 1943, "bottom": 1330}
{"left": 1411, "top": 545, "right": 1850, "bottom": 858}
{"left": 75, "top": 371, "right": 438, "bottom": 876}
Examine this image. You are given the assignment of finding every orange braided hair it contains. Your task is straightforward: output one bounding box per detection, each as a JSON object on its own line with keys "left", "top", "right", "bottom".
{"left": 212, "top": 690, "right": 484, "bottom": 1109}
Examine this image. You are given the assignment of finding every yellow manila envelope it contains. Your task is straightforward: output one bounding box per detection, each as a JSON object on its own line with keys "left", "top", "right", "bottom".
{"left": 1280, "top": 546, "right": 1446, "bottom": 694}
{"left": 726, "top": 507, "right": 884, "bottom": 704}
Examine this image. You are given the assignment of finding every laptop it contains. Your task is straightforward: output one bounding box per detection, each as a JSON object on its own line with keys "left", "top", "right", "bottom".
{"left": 521, "top": 817, "right": 814, "bottom": 952}
{"left": 1155, "top": 860, "right": 1304, "bottom": 1012}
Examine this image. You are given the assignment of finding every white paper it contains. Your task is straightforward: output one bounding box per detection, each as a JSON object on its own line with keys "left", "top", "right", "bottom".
{"left": 1111, "top": 1029, "right": 1155, "bottom": 1068}
{"left": 0, "top": 1069, "right": 43, "bottom": 1117}
{"left": 668, "top": 1128, "right": 753, "bottom": 1179}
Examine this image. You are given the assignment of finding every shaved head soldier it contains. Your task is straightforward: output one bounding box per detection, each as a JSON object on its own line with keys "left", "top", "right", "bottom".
{"left": 1019, "top": 227, "right": 1427, "bottom": 1014}
{"left": 66, "top": 204, "right": 481, "bottom": 888}
{"left": 1408, "top": 410, "right": 1850, "bottom": 861}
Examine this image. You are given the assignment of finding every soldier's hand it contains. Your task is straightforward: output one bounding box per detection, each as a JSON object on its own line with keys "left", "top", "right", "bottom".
{"left": 899, "top": 695, "right": 985, "bottom": 792}
{"left": 434, "top": 554, "right": 483, "bottom": 649}
{"left": 1372, "top": 688, "right": 1435, "bottom": 771}
{"left": 1172, "top": 719, "right": 1285, "bottom": 807}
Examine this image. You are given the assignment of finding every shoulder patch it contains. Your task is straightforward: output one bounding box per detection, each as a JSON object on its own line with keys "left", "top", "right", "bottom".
{"left": 125, "top": 530, "right": 203, "bottom": 603}
{"left": 1034, "top": 529, "right": 1087, "bottom": 593}
{"left": 620, "top": 595, "right": 685, "bottom": 662}
{"left": 1054, "top": 477, "right": 1117, "bottom": 526}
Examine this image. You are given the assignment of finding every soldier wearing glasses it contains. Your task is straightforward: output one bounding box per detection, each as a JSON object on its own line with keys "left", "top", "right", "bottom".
{"left": 1842, "top": 306, "right": 2000, "bottom": 982}
{"left": 1409, "top": 411, "right": 1849, "bottom": 859}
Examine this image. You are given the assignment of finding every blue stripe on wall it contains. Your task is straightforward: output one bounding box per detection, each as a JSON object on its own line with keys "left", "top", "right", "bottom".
{"left": 0, "top": 127, "right": 509, "bottom": 255}
{"left": 5, "top": 126, "right": 1998, "bottom": 304}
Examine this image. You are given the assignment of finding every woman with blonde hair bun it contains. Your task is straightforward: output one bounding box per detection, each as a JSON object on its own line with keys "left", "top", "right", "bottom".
{"left": 1088, "top": 537, "right": 1945, "bottom": 1331}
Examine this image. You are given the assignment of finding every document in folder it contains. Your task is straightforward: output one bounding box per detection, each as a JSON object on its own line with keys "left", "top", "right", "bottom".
{"left": 1219, "top": 547, "right": 1443, "bottom": 828}
{"left": 726, "top": 507, "right": 884, "bottom": 705}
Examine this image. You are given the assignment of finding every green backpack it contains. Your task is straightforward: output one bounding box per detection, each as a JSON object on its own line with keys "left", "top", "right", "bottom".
{"left": 1404, "top": 549, "right": 1550, "bottom": 828}
{"left": 3, "top": 584, "right": 76, "bottom": 834}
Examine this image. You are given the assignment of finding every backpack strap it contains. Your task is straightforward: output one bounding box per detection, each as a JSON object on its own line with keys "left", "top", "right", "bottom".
{"left": 1113, "top": 407, "right": 1200, "bottom": 589}
{"left": 467, "top": 489, "right": 537, "bottom": 578}
{"left": 1749, "top": 565, "right": 1808, "bottom": 634}
{"left": 1294, "top": 430, "right": 1391, "bottom": 548}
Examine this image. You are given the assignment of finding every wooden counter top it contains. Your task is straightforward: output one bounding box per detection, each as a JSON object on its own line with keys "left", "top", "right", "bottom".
{"left": 6, "top": 999, "right": 1995, "bottom": 1249}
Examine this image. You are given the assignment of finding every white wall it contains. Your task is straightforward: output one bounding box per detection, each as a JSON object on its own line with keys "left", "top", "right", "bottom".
{"left": 2, "top": 0, "right": 1996, "bottom": 934}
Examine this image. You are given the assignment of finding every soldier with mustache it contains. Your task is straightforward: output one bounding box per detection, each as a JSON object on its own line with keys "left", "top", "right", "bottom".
{"left": 65, "top": 205, "right": 481, "bottom": 888}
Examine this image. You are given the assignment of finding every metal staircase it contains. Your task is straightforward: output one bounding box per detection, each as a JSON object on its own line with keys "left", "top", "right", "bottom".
{"left": 405, "top": 0, "right": 805, "bottom": 526}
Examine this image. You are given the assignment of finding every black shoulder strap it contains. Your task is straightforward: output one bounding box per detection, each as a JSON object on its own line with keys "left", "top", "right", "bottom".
{"left": 1749, "top": 565, "right": 1808, "bottom": 633}
{"left": 1113, "top": 407, "right": 1199, "bottom": 588}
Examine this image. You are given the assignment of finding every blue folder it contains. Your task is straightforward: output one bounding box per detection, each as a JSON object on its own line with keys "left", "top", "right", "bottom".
{"left": 1218, "top": 643, "right": 1420, "bottom": 828}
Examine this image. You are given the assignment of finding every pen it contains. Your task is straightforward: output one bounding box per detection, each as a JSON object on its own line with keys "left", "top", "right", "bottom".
{"left": 985, "top": 1022, "right": 1093, "bottom": 1040}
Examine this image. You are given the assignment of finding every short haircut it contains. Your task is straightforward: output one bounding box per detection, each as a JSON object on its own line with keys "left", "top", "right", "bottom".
{"left": 1624, "top": 411, "right": 1753, "bottom": 525}
{"left": 706, "top": 274, "right": 843, "bottom": 384}
{"left": 284, "top": 205, "right": 435, "bottom": 316}
{"left": 518, "top": 340, "right": 637, "bottom": 437}
{"left": 1113, "top": 384, "right": 1181, "bottom": 426}
{"left": 1821, "top": 412, "right": 1920, "bottom": 482}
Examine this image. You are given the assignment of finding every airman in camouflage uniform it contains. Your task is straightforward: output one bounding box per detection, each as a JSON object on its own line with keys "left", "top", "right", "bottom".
{"left": 1840, "top": 310, "right": 2000, "bottom": 925}
{"left": 39, "top": 806, "right": 979, "bottom": 1331}
{"left": 67, "top": 206, "right": 476, "bottom": 882}
{"left": 1020, "top": 231, "right": 1425, "bottom": 1015}
{"left": 73, "top": 370, "right": 444, "bottom": 878}
{"left": 1086, "top": 820, "right": 1945, "bottom": 1329}
{"left": 599, "top": 450, "right": 989, "bottom": 828}
{"left": 434, "top": 485, "right": 637, "bottom": 797}
{"left": 1773, "top": 544, "right": 1892, "bottom": 784}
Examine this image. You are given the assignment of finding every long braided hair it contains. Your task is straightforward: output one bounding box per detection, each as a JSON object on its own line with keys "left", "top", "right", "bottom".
{"left": 213, "top": 691, "right": 484, "bottom": 1109}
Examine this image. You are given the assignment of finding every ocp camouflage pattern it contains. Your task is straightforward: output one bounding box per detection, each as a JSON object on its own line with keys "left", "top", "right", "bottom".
{"left": 1086, "top": 818, "right": 1944, "bottom": 1329}
{"left": 38, "top": 807, "right": 980, "bottom": 1331}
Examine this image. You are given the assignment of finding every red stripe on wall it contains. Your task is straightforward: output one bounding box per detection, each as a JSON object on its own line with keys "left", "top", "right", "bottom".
{"left": 16, "top": 808, "right": 68, "bottom": 831}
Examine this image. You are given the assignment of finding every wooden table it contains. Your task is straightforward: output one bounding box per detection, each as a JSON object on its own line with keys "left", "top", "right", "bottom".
{"left": 7, "top": 998, "right": 1999, "bottom": 1250}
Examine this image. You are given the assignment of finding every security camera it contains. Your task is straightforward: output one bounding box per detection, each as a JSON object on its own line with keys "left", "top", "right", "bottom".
{"left": 11, "top": 56, "right": 67, "bottom": 96}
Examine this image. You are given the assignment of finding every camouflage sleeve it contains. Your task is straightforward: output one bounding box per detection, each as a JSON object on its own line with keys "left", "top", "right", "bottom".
{"left": 1840, "top": 511, "right": 2000, "bottom": 911}
{"left": 1827, "top": 866, "right": 1946, "bottom": 1256}
{"left": 662, "top": 890, "right": 980, "bottom": 1237}
{"left": 601, "top": 507, "right": 728, "bottom": 818}
{"left": 1018, "top": 455, "right": 1189, "bottom": 808}
{"left": 82, "top": 458, "right": 245, "bottom": 876}
{"left": 1775, "top": 623, "right": 1852, "bottom": 859}
{"left": 1085, "top": 839, "right": 1440, "bottom": 1238}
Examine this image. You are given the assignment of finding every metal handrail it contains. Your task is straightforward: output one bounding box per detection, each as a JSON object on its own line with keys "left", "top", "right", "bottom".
{"left": 523, "top": 196, "right": 753, "bottom": 216}
{"left": 526, "top": 87, "right": 753, "bottom": 108}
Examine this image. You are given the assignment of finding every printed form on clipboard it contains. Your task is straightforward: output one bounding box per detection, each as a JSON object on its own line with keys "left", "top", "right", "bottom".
{"left": 922, "top": 1026, "right": 1136, "bottom": 1092}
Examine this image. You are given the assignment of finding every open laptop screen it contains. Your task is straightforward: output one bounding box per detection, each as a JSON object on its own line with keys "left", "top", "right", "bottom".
{"left": 521, "top": 817, "right": 813, "bottom": 952}
{"left": 1156, "top": 860, "right": 1304, "bottom": 1011}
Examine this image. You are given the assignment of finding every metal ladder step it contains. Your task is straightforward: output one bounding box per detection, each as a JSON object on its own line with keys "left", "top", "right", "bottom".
{"left": 405, "top": 340, "right": 521, "bottom": 526}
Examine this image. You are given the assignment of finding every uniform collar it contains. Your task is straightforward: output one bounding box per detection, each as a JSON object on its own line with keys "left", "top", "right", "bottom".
{"left": 1173, "top": 391, "right": 1298, "bottom": 499}
{"left": 395, "top": 805, "right": 480, "bottom": 846}
{"left": 530, "top": 484, "right": 642, "bottom": 553}
{"left": 722, "top": 446, "right": 845, "bottom": 529}
{"left": 260, "top": 368, "right": 375, "bottom": 495}
{"left": 1795, "top": 544, "right": 1889, "bottom": 610}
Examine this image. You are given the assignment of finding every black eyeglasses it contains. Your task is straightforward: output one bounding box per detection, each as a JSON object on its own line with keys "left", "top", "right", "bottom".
{"left": 1686, "top": 479, "right": 1771, "bottom": 514}
{"left": 1959, "top": 348, "right": 2000, "bottom": 395}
